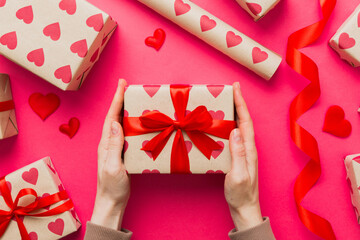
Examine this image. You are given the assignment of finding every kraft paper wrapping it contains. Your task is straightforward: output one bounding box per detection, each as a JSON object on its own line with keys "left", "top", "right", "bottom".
{"left": 345, "top": 154, "right": 360, "bottom": 224}
{"left": 0, "top": 157, "right": 81, "bottom": 239}
{"left": 235, "top": 0, "right": 280, "bottom": 21}
{"left": 329, "top": 4, "right": 360, "bottom": 67}
{"left": 124, "top": 85, "right": 234, "bottom": 174}
{"left": 137, "top": 0, "right": 282, "bottom": 80}
{"left": 0, "top": 0, "right": 117, "bottom": 91}
{"left": 0, "top": 74, "right": 18, "bottom": 140}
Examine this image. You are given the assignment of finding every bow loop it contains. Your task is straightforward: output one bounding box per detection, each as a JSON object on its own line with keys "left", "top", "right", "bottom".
{"left": 181, "top": 106, "right": 213, "bottom": 131}
{"left": 140, "top": 111, "right": 174, "bottom": 129}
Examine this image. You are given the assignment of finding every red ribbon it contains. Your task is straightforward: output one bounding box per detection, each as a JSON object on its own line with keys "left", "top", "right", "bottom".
{"left": 123, "top": 85, "right": 236, "bottom": 174}
{"left": 286, "top": 0, "right": 336, "bottom": 239}
{"left": 0, "top": 100, "right": 14, "bottom": 112}
{"left": 0, "top": 177, "right": 74, "bottom": 240}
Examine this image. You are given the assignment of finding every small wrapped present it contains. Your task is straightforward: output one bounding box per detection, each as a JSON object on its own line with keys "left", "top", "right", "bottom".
{"left": 0, "top": 74, "right": 18, "bottom": 140}
{"left": 123, "top": 85, "right": 236, "bottom": 174}
{"left": 329, "top": 4, "right": 360, "bottom": 67}
{"left": 345, "top": 154, "right": 360, "bottom": 223}
{"left": 235, "top": 0, "right": 280, "bottom": 21}
{"left": 0, "top": 0, "right": 117, "bottom": 90}
{"left": 0, "top": 157, "right": 81, "bottom": 239}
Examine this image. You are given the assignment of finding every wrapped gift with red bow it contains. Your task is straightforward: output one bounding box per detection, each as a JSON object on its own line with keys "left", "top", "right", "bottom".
{"left": 0, "top": 74, "right": 18, "bottom": 140}
{"left": 0, "top": 0, "right": 116, "bottom": 90}
{"left": 345, "top": 154, "right": 360, "bottom": 223}
{"left": 0, "top": 157, "right": 81, "bottom": 239}
{"left": 235, "top": 0, "right": 280, "bottom": 21}
{"left": 123, "top": 85, "right": 236, "bottom": 174}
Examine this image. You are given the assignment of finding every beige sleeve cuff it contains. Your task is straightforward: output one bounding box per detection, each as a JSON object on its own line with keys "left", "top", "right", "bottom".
{"left": 84, "top": 222, "right": 133, "bottom": 240}
{"left": 228, "top": 217, "right": 275, "bottom": 240}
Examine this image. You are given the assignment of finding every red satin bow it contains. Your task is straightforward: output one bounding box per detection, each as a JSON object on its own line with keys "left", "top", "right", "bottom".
{"left": 0, "top": 100, "right": 14, "bottom": 112}
{"left": 286, "top": 0, "right": 336, "bottom": 239}
{"left": 0, "top": 177, "right": 74, "bottom": 240}
{"left": 123, "top": 85, "right": 236, "bottom": 173}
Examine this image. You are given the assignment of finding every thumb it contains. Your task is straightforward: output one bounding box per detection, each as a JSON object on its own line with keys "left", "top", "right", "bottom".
{"left": 106, "top": 121, "right": 124, "bottom": 170}
{"left": 229, "top": 128, "right": 248, "bottom": 174}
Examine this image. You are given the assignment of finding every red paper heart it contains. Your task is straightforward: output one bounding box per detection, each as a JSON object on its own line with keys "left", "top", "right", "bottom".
{"left": 0, "top": 31, "right": 17, "bottom": 50}
{"left": 206, "top": 170, "right": 224, "bottom": 174}
{"left": 207, "top": 85, "right": 224, "bottom": 98}
{"left": 29, "top": 93, "right": 60, "bottom": 120}
{"left": 22, "top": 168, "right": 38, "bottom": 185}
{"left": 28, "top": 232, "right": 38, "bottom": 240}
{"left": 27, "top": 48, "right": 45, "bottom": 67}
{"left": 226, "top": 31, "right": 242, "bottom": 48}
{"left": 0, "top": 0, "right": 5, "bottom": 7}
{"left": 145, "top": 28, "right": 166, "bottom": 51}
{"left": 70, "top": 39, "right": 88, "bottom": 58}
{"left": 48, "top": 218, "right": 64, "bottom": 236}
{"left": 209, "top": 110, "right": 225, "bottom": 120}
{"left": 59, "top": 0, "right": 76, "bottom": 15}
{"left": 143, "top": 85, "right": 160, "bottom": 97}
{"left": 90, "top": 48, "right": 99, "bottom": 63}
{"left": 252, "top": 47, "right": 268, "bottom": 63}
{"left": 246, "top": 2, "right": 262, "bottom": 15}
{"left": 322, "top": 105, "right": 352, "bottom": 138}
{"left": 142, "top": 169, "right": 160, "bottom": 174}
{"left": 43, "top": 22, "right": 61, "bottom": 41}
{"left": 86, "top": 13, "right": 104, "bottom": 32}
{"left": 59, "top": 117, "right": 80, "bottom": 139}
{"left": 338, "top": 33, "right": 355, "bottom": 49}
{"left": 200, "top": 15, "right": 216, "bottom": 32}
{"left": 54, "top": 65, "right": 72, "bottom": 83}
{"left": 174, "top": 0, "right": 191, "bottom": 16}
{"left": 211, "top": 141, "right": 224, "bottom": 159}
{"left": 16, "top": 5, "right": 33, "bottom": 24}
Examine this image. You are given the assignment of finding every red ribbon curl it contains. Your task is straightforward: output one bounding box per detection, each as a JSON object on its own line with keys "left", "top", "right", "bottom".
{"left": 286, "top": 0, "right": 336, "bottom": 239}
{"left": 123, "top": 85, "right": 236, "bottom": 174}
{"left": 0, "top": 177, "right": 74, "bottom": 240}
{"left": 0, "top": 100, "right": 14, "bottom": 112}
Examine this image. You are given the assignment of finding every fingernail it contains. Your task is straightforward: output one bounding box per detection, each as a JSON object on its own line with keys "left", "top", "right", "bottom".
{"left": 234, "top": 82, "right": 240, "bottom": 89}
{"left": 111, "top": 121, "right": 119, "bottom": 136}
{"left": 232, "top": 128, "right": 241, "bottom": 142}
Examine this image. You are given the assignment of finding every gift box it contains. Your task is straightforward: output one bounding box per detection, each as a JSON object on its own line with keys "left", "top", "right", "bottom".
{"left": 0, "top": 74, "right": 18, "bottom": 140}
{"left": 235, "top": 0, "right": 280, "bottom": 21}
{"left": 123, "top": 85, "right": 236, "bottom": 174}
{"left": 345, "top": 154, "right": 360, "bottom": 223}
{"left": 0, "top": 157, "right": 81, "bottom": 239}
{"left": 329, "top": 4, "right": 360, "bottom": 67}
{"left": 0, "top": 0, "right": 117, "bottom": 90}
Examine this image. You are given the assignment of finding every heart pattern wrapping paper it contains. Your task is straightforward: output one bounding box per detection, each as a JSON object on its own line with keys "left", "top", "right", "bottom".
{"left": 0, "top": 0, "right": 117, "bottom": 90}
{"left": 329, "top": 4, "right": 360, "bottom": 67}
{"left": 0, "top": 157, "right": 81, "bottom": 239}
{"left": 0, "top": 74, "right": 18, "bottom": 140}
{"left": 345, "top": 154, "right": 360, "bottom": 224}
{"left": 235, "top": 0, "right": 280, "bottom": 21}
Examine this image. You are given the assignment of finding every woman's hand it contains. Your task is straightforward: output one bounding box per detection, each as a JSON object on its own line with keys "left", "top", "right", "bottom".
{"left": 225, "top": 82, "right": 263, "bottom": 231}
{"left": 91, "top": 79, "right": 130, "bottom": 230}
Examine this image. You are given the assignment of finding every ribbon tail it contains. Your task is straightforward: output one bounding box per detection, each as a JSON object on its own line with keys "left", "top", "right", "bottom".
{"left": 16, "top": 215, "right": 30, "bottom": 240}
{"left": 171, "top": 130, "right": 191, "bottom": 174}
{"left": 142, "top": 126, "right": 174, "bottom": 160}
{"left": 0, "top": 220, "right": 10, "bottom": 238}
{"left": 187, "top": 131, "right": 222, "bottom": 160}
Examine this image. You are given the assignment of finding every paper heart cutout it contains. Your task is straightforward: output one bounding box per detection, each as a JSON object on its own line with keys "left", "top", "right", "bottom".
{"left": 27, "top": 48, "right": 45, "bottom": 67}
{"left": 59, "top": 117, "right": 80, "bottom": 139}
{"left": 48, "top": 218, "right": 64, "bottom": 236}
{"left": 43, "top": 22, "right": 61, "bottom": 41}
{"left": 22, "top": 168, "right": 39, "bottom": 185}
{"left": 16, "top": 5, "right": 33, "bottom": 24}
{"left": 0, "top": 31, "right": 17, "bottom": 50}
{"left": 59, "top": 0, "right": 76, "bottom": 15}
{"left": 347, "top": 178, "right": 353, "bottom": 194}
{"left": 0, "top": 181, "right": 11, "bottom": 196}
{"left": 207, "top": 85, "right": 224, "bottom": 98}
{"left": 322, "top": 105, "right": 352, "bottom": 138}
{"left": 339, "top": 33, "right": 355, "bottom": 49}
{"left": 246, "top": 2, "right": 262, "bottom": 15}
{"left": 206, "top": 170, "right": 224, "bottom": 174}
{"left": 174, "top": 0, "right": 191, "bottom": 16}
{"left": 211, "top": 141, "right": 224, "bottom": 159}
{"left": 0, "top": 0, "right": 5, "bottom": 7}
{"left": 142, "top": 140, "right": 153, "bottom": 159}
{"left": 86, "top": 14, "right": 104, "bottom": 32}
{"left": 226, "top": 31, "right": 242, "bottom": 48}
{"left": 209, "top": 110, "right": 225, "bottom": 120}
{"left": 70, "top": 39, "right": 88, "bottom": 58}
{"left": 28, "top": 232, "right": 38, "bottom": 240}
{"left": 145, "top": 28, "right": 166, "bottom": 51}
{"left": 29, "top": 93, "right": 60, "bottom": 120}
{"left": 185, "top": 140, "right": 192, "bottom": 153}
{"left": 252, "top": 47, "right": 268, "bottom": 64}
{"left": 200, "top": 15, "right": 216, "bottom": 32}
{"left": 123, "top": 140, "right": 129, "bottom": 153}
{"left": 142, "top": 169, "right": 160, "bottom": 174}
{"left": 54, "top": 65, "right": 72, "bottom": 83}
{"left": 90, "top": 48, "right": 99, "bottom": 63}
{"left": 143, "top": 85, "right": 160, "bottom": 97}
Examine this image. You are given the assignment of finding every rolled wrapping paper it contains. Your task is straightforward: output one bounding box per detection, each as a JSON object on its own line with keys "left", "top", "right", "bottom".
{"left": 137, "top": 0, "right": 282, "bottom": 80}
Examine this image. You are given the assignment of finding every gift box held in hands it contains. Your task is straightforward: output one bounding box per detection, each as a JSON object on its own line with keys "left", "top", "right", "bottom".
{"left": 0, "top": 0, "right": 117, "bottom": 90}
{"left": 345, "top": 154, "right": 360, "bottom": 223}
{"left": 123, "top": 85, "right": 236, "bottom": 174}
{"left": 0, "top": 157, "right": 81, "bottom": 239}
{"left": 0, "top": 74, "right": 18, "bottom": 140}
{"left": 235, "top": 0, "right": 280, "bottom": 21}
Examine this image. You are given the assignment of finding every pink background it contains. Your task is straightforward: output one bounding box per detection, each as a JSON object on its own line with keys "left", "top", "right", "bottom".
{"left": 1, "top": 0, "right": 360, "bottom": 239}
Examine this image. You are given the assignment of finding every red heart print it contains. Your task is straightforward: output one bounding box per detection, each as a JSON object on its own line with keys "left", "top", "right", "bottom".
{"left": 59, "top": 0, "right": 76, "bottom": 15}
{"left": 123, "top": 140, "right": 129, "bottom": 153}
{"left": 200, "top": 15, "right": 216, "bottom": 32}
{"left": 70, "top": 39, "right": 88, "bottom": 58}
{"left": 36, "top": 193, "right": 51, "bottom": 210}
{"left": 142, "top": 140, "right": 153, "bottom": 159}
{"left": 226, "top": 31, "right": 242, "bottom": 48}
{"left": 29, "top": 93, "right": 60, "bottom": 120}
{"left": 48, "top": 218, "right": 64, "bottom": 236}
{"left": 174, "top": 0, "right": 191, "bottom": 16}
{"left": 70, "top": 209, "right": 77, "bottom": 220}
{"left": 338, "top": 33, "right": 356, "bottom": 49}
{"left": 90, "top": 48, "right": 99, "bottom": 63}
{"left": 347, "top": 178, "right": 354, "bottom": 194}
{"left": 0, "top": 181, "right": 11, "bottom": 196}
{"left": 27, "top": 48, "right": 45, "bottom": 67}
{"left": 252, "top": 47, "right": 268, "bottom": 64}
{"left": 246, "top": 2, "right": 262, "bottom": 16}
{"left": 22, "top": 168, "right": 39, "bottom": 185}
{"left": 124, "top": 110, "right": 129, "bottom": 117}
{"left": 16, "top": 6, "right": 33, "bottom": 24}
{"left": 12, "top": 215, "right": 24, "bottom": 222}
{"left": 207, "top": 85, "right": 224, "bottom": 98}
{"left": 174, "top": 110, "right": 191, "bottom": 120}
{"left": 143, "top": 85, "right": 160, "bottom": 97}
{"left": 59, "top": 117, "right": 80, "bottom": 139}
{"left": 43, "top": 22, "right": 61, "bottom": 41}
{"left": 323, "top": 105, "right": 352, "bottom": 138}
{"left": 354, "top": 155, "right": 360, "bottom": 164}
{"left": 58, "top": 184, "right": 64, "bottom": 192}
{"left": 0, "top": 0, "right": 5, "bottom": 7}
{"left": 211, "top": 141, "right": 224, "bottom": 159}
{"left": 142, "top": 109, "right": 159, "bottom": 115}
{"left": 142, "top": 169, "right": 160, "bottom": 174}
{"left": 185, "top": 141, "right": 192, "bottom": 153}
{"left": 28, "top": 232, "right": 38, "bottom": 240}
{"left": 47, "top": 163, "right": 56, "bottom": 174}
{"left": 145, "top": 28, "right": 166, "bottom": 51}
{"left": 86, "top": 13, "right": 104, "bottom": 32}
{"left": 54, "top": 65, "right": 72, "bottom": 83}
{"left": 0, "top": 31, "right": 17, "bottom": 50}
{"left": 209, "top": 110, "right": 225, "bottom": 120}
{"left": 358, "top": 12, "right": 360, "bottom": 28}
{"left": 206, "top": 170, "right": 224, "bottom": 174}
